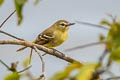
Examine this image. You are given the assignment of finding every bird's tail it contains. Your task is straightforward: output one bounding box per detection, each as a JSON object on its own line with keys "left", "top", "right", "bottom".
{"left": 16, "top": 46, "right": 27, "bottom": 52}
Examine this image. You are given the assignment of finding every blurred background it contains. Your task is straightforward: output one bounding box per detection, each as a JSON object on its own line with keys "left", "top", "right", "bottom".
{"left": 0, "top": 0, "right": 120, "bottom": 79}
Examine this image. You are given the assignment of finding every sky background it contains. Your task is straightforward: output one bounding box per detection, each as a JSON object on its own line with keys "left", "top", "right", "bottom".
{"left": 0, "top": 0, "right": 120, "bottom": 79}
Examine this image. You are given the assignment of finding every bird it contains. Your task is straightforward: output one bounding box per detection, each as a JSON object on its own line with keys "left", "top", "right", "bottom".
{"left": 17, "top": 20, "right": 75, "bottom": 52}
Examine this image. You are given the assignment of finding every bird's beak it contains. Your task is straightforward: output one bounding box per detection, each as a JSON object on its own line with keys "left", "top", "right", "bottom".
{"left": 66, "top": 23, "right": 75, "bottom": 26}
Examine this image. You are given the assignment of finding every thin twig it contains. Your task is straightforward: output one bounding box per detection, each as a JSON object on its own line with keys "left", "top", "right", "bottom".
{"left": 33, "top": 47, "right": 46, "bottom": 80}
{"left": 107, "top": 58, "right": 112, "bottom": 68}
{"left": 29, "top": 48, "right": 33, "bottom": 64}
{"left": 92, "top": 50, "right": 110, "bottom": 79}
{"left": 10, "top": 62, "right": 18, "bottom": 72}
{"left": 91, "top": 49, "right": 108, "bottom": 79}
{"left": 0, "top": 59, "right": 18, "bottom": 72}
{"left": 0, "top": 10, "right": 24, "bottom": 41}
{"left": 105, "top": 76, "right": 120, "bottom": 80}
{"left": 105, "top": 70, "right": 116, "bottom": 77}
{"left": 0, "top": 10, "right": 16, "bottom": 28}
{"left": 65, "top": 42, "right": 105, "bottom": 52}
{"left": 76, "top": 21, "right": 109, "bottom": 30}
{"left": 99, "top": 49, "right": 108, "bottom": 64}
{"left": 42, "top": 52, "right": 47, "bottom": 56}
{"left": 18, "top": 65, "right": 32, "bottom": 73}
{"left": 0, "top": 30, "right": 24, "bottom": 41}
{"left": 107, "top": 13, "right": 117, "bottom": 23}
{"left": 0, "top": 59, "right": 10, "bottom": 70}
{"left": 0, "top": 40, "right": 82, "bottom": 64}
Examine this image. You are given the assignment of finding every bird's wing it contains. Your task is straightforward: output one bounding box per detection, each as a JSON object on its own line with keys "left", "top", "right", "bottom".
{"left": 35, "top": 28, "right": 54, "bottom": 45}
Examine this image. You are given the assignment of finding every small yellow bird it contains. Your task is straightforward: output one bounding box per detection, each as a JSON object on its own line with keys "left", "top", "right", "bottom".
{"left": 17, "top": 20, "right": 75, "bottom": 52}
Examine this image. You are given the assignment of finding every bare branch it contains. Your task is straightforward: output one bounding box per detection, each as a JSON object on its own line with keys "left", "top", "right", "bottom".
{"left": 42, "top": 53, "right": 47, "bottom": 56}
{"left": 0, "top": 10, "right": 16, "bottom": 28}
{"left": 99, "top": 49, "right": 108, "bottom": 64}
{"left": 76, "top": 21, "right": 109, "bottom": 30}
{"left": 0, "top": 40, "right": 82, "bottom": 64}
{"left": 0, "top": 10, "right": 24, "bottom": 41}
{"left": 105, "top": 76, "right": 120, "bottom": 80}
{"left": 0, "top": 30, "right": 24, "bottom": 41}
{"left": 29, "top": 48, "right": 33, "bottom": 64}
{"left": 0, "top": 59, "right": 10, "bottom": 70}
{"left": 107, "top": 13, "right": 117, "bottom": 23}
{"left": 105, "top": 70, "right": 116, "bottom": 77}
{"left": 92, "top": 50, "right": 111, "bottom": 80}
{"left": 33, "top": 47, "right": 46, "bottom": 80}
{"left": 18, "top": 65, "right": 32, "bottom": 73}
{"left": 34, "top": 48, "right": 45, "bottom": 73}
{"left": 0, "top": 60, "right": 18, "bottom": 72}
{"left": 65, "top": 42, "right": 105, "bottom": 52}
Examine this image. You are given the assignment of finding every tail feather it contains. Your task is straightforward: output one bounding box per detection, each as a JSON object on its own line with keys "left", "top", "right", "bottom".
{"left": 16, "top": 46, "right": 27, "bottom": 52}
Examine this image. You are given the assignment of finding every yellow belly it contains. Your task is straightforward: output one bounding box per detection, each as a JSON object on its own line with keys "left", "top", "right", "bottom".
{"left": 43, "top": 30, "right": 68, "bottom": 48}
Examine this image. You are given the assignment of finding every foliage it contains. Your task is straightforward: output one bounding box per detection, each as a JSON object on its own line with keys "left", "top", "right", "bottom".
{"left": 14, "top": 0, "right": 27, "bottom": 25}
{"left": 49, "top": 63, "right": 100, "bottom": 80}
{"left": 76, "top": 63, "right": 100, "bottom": 80}
{"left": 2, "top": 60, "right": 100, "bottom": 80}
{"left": 1, "top": 0, "right": 120, "bottom": 80}
{"left": 4, "top": 72, "right": 20, "bottom": 80}
{"left": 23, "top": 57, "right": 30, "bottom": 67}
{"left": 3, "top": 58, "right": 30, "bottom": 80}
{"left": 1, "top": 0, "right": 40, "bottom": 25}
{"left": 99, "top": 34, "right": 106, "bottom": 42}
{"left": 100, "top": 17, "right": 120, "bottom": 63}
{"left": 0, "top": 0, "right": 4, "bottom": 6}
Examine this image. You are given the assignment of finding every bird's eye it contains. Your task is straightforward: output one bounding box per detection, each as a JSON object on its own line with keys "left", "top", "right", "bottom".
{"left": 60, "top": 23, "right": 65, "bottom": 26}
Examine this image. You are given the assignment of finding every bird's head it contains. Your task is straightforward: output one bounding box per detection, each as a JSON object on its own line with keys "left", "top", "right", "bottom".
{"left": 54, "top": 20, "right": 75, "bottom": 32}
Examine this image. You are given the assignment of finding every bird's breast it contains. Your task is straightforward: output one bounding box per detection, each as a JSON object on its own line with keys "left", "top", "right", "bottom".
{"left": 45, "top": 30, "right": 68, "bottom": 48}
{"left": 43, "top": 29, "right": 68, "bottom": 48}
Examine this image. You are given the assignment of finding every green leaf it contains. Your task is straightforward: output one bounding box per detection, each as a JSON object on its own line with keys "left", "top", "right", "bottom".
{"left": 106, "top": 19, "right": 120, "bottom": 50}
{"left": 100, "top": 19, "right": 111, "bottom": 27}
{"left": 100, "top": 16, "right": 120, "bottom": 52}
{"left": 14, "top": 0, "right": 27, "bottom": 25}
{"left": 23, "top": 58, "right": 30, "bottom": 67}
{"left": 4, "top": 72, "right": 20, "bottom": 80}
{"left": 76, "top": 63, "right": 99, "bottom": 80}
{"left": 49, "top": 62, "right": 82, "bottom": 80}
{"left": 0, "top": 0, "right": 4, "bottom": 6}
{"left": 99, "top": 34, "right": 106, "bottom": 42}
{"left": 102, "top": 17, "right": 120, "bottom": 63}
{"left": 110, "top": 47, "right": 120, "bottom": 63}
